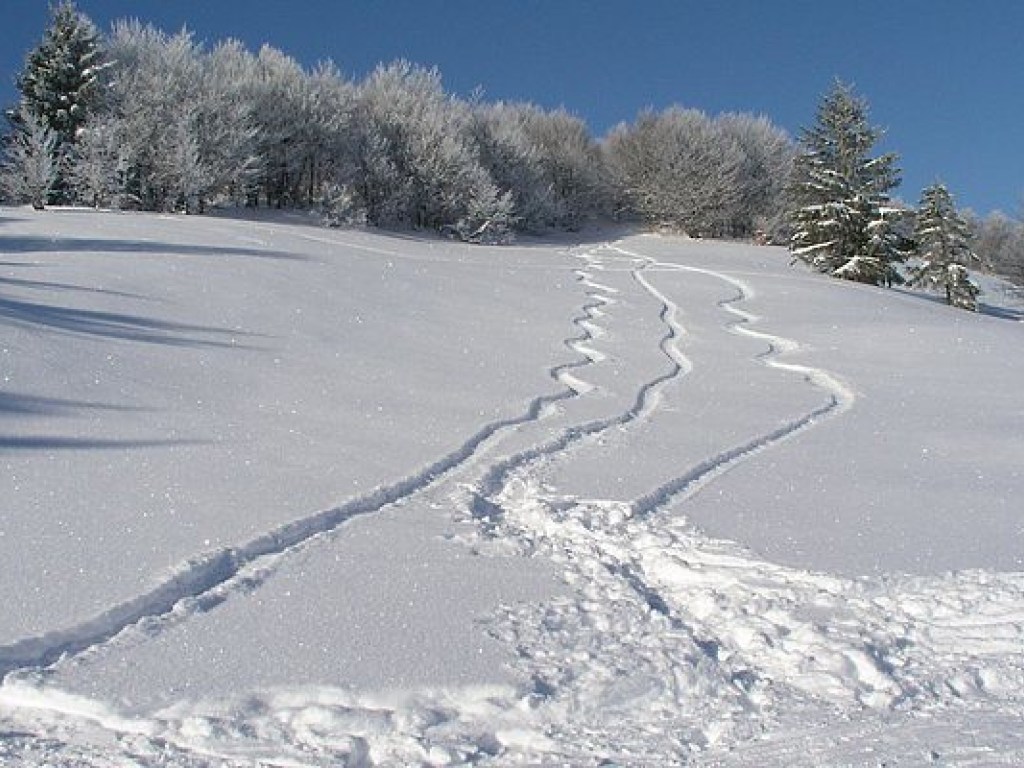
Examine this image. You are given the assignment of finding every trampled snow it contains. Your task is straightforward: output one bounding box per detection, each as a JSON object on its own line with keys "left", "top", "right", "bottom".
{"left": 1, "top": 208, "right": 1022, "bottom": 766}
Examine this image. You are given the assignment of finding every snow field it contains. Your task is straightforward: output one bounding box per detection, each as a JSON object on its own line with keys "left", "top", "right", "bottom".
{"left": 1, "top": 212, "right": 1022, "bottom": 765}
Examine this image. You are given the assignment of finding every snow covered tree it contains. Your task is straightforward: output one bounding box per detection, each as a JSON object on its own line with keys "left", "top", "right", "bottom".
{"left": 716, "top": 113, "right": 794, "bottom": 240}
{"left": 354, "top": 60, "right": 514, "bottom": 234}
{"left": 911, "top": 182, "right": 981, "bottom": 310}
{"left": 517, "top": 106, "right": 607, "bottom": 230}
{"left": 789, "top": 81, "right": 903, "bottom": 284}
{"left": 14, "top": 1, "right": 107, "bottom": 203}
{"left": 0, "top": 107, "right": 59, "bottom": 208}
{"left": 65, "top": 116, "right": 128, "bottom": 208}
{"left": 969, "top": 211, "right": 1024, "bottom": 285}
{"left": 604, "top": 107, "right": 792, "bottom": 238}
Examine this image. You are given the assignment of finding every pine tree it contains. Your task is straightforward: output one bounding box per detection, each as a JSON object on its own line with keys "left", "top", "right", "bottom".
{"left": 14, "top": 1, "right": 107, "bottom": 203}
{"left": 911, "top": 182, "right": 981, "bottom": 310}
{"left": 789, "top": 81, "right": 903, "bottom": 285}
{"left": 0, "top": 107, "right": 59, "bottom": 209}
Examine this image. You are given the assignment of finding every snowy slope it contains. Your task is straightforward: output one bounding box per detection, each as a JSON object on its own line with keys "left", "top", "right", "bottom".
{"left": 1, "top": 209, "right": 1022, "bottom": 766}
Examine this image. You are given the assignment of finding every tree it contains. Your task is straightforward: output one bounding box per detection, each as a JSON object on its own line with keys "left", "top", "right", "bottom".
{"left": 517, "top": 106, "right": 607, "bottom": 230}
{"left": 789, "top": 81, "right": 903, "bottom": 285}
{"left": 716, "top": 113, "right": 794, "bottom": 240}
{"left": 354, "top": 60, "right": 515, "bottom": 234}
{"left": 969, "top": 210, "right": 1024, "bottom": 286}
{"left": 94, "top": 21, "right": 260, "bottom": 213}
{"left": 65, "top": 116, "right": 128, "bottom": 208}
{"left": 604, "top": 107, "right": 791, "bottom": 238}
{"left": 471, "top": 102, "right": 558, "bottom": 233}
{"left": 0, "top": 107, "right": 59, "bottom": 208}
{"left": 14, "top": 1, "right": 107, "bottom": 203}
{"left": 911, "top": 182, "right": 981, "bottom": 310}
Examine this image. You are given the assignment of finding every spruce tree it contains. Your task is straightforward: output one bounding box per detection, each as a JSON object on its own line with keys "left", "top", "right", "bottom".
{"left": 14, "top": 1, "right": 107, "bottom": 203}
{"left": 789, "top": 81, "right": 903, "bottom": 285}
{"left": 0, "top": 107, "right": 59, "bottom": 209}
{"left": 911, "top": 182, "right": 981, "bottom": 310}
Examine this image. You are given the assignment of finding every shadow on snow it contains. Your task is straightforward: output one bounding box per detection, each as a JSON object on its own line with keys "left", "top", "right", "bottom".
{"left": 0, "top": 294, "right": 259, "bottom": 347}
{"left": 0, "top": 234, "right": 307, "bottom": 261}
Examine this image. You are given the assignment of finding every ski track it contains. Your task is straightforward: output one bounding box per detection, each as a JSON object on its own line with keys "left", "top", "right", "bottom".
{"left": 473, "top": 241, "right": 852, "bottom": 532}
{"left": 465, "top": 243, "right": 697, "bottom": 534}
{"left": 3, "top": 237, "right": 1023, "bottom": 766}
{"left": 466, "top": 240, "right": 1024, "bottom": 762}
{"left": 608, "top": 245, "right": 856, "bottom": 516}
{"left": 0, "top": 248, "right": 607, "bottom": 682}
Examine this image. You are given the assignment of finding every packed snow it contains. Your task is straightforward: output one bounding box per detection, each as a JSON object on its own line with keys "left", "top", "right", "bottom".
{"left": 1, "top": 207, "right": 1022, "bottom": 766}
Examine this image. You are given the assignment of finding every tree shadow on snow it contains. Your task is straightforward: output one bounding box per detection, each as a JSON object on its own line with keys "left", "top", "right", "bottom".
{"left": 895, "top": 287, "right": 1024, "bottom": 322}
{"left": 0, "top": 391, "right": 207, "bottom": 453}
{"left": 0, "top": 294, "right": 259, "bottom": 348}
{"left": 0, "top": 435, "right": 206, "bottom": 452}
{"left": 0, "top": 391, "right": 148, "bottom": 419}
{"left": 0, "top": 234, "right": 307, "bottom": 261}
{"left": 0, "top": 273, "right": 151, "bottom": 301}
{"left": 979, "top": 302, "right": 1024, "bottom": 322}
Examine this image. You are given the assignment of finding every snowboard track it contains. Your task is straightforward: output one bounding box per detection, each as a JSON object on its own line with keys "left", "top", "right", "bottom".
{"left": 609, "top": 244, "right": 856, "bottom": 517}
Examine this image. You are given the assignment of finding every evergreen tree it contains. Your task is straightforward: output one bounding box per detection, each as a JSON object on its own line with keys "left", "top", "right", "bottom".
{"left": 911, "top": 182, "right": 981, "bottom": 310}
{"left": 14, "top": 1, "right": 107, "bottom": 203}
{"left": 0, "top": 107, "right": 59, "bottom": 209}
{"left": 789, "top": 81, "right": 903, "bottom": 285}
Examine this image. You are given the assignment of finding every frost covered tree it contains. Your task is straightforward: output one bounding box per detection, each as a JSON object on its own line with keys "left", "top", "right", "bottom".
{"left": 969, "top": 211, "right": 1024, "bottom": 286}
{"left": 789, "top": 81, "right": 903, "bottom": 285}
{"left": 65, "top": 116, "right": 127, "bottom": 208}
{"left": 605, "top": 107, "right": 790, "bottom": 237}
{"left": 244, "top": 47, "right": 358, "bottom": 210}
{"left": 471, "top": 102, "right": 559, "bottom": 233}
{"left": 354, "top": 60, "right": 514, "bottom": 236}
{"left": 517, "top": 106, "right": 607, "bottom": 230}
{"left": 95, "top": 21, "right": 259, "bottom": 212}
{"left": 13, "top": 1, "right": 107, "bottom": 203}
{"left": 0, "top": 107, "right": 59, "bottom": 208}
{"left": 605, "top": 108, "right": 739, "bottom": 234}
{"left": 911, "top": 182, "right": 981, "bottom": 310}
{"left": 717, "top": 113, "right": 794, "bottom": 240}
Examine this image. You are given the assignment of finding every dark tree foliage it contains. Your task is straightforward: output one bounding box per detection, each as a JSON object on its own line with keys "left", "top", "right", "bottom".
{"left": 13, "top": 1, "right": 107, "bottom": 203}
{"left": 911, "top": 183, "right": 981, "bottom": 310}
{"left": 789, "top": 81, "right": 904, "bottom": 285}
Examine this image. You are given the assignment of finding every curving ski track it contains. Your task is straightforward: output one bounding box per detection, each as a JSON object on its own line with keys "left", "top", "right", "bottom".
{"left": 469, "top": 244, "right": 695, "bottom": 530}
{"left": 473, "top": 241, "right": 854, "bottom": 533}
{"left": 3, "top": 234, "right": 1021, "bottom": 766}
{"left": 0, "top": 253, "right": 608, "bottom": 680}
{"left": 466, "top": 239, "right": 1024, "bottom": 762}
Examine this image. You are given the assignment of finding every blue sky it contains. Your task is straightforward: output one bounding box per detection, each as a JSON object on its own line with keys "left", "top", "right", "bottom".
{"left": 3, "top": 1, "right": 1022, "bottom": 215}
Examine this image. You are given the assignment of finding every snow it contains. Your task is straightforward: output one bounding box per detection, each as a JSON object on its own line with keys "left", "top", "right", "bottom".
{"left": 1, "top": 207, "right": 1022, "bottom": 766}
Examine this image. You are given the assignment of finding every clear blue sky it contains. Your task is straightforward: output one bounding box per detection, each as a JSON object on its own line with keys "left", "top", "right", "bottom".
{"left": 3, "top": 1, "right": 1022, "bottom": 215}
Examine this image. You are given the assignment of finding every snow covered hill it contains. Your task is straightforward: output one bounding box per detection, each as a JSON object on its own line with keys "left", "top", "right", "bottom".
{"left": 1, "top": 208, "right": 1022, "bottom": 766}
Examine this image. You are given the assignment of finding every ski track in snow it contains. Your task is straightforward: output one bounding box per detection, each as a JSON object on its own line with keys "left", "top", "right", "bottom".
{"left": 2, "top": 236, "right": 1023, "bottom": 766}
{"left": 463, "top": 240, "right": 1024, "bottom": 763}
{"left": 0, "top": 246, "right": 605, "bottom": 681}
{"left": 609, "top": 243, "right": 857, "bottom": 516}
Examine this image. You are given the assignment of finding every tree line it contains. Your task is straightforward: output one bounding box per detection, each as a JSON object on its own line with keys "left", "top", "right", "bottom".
{"left": 0, "top": 3, "right": 787, "bottom": 243}
{"left": 3, "top": 3, "right": 1021, "bottom": 307}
